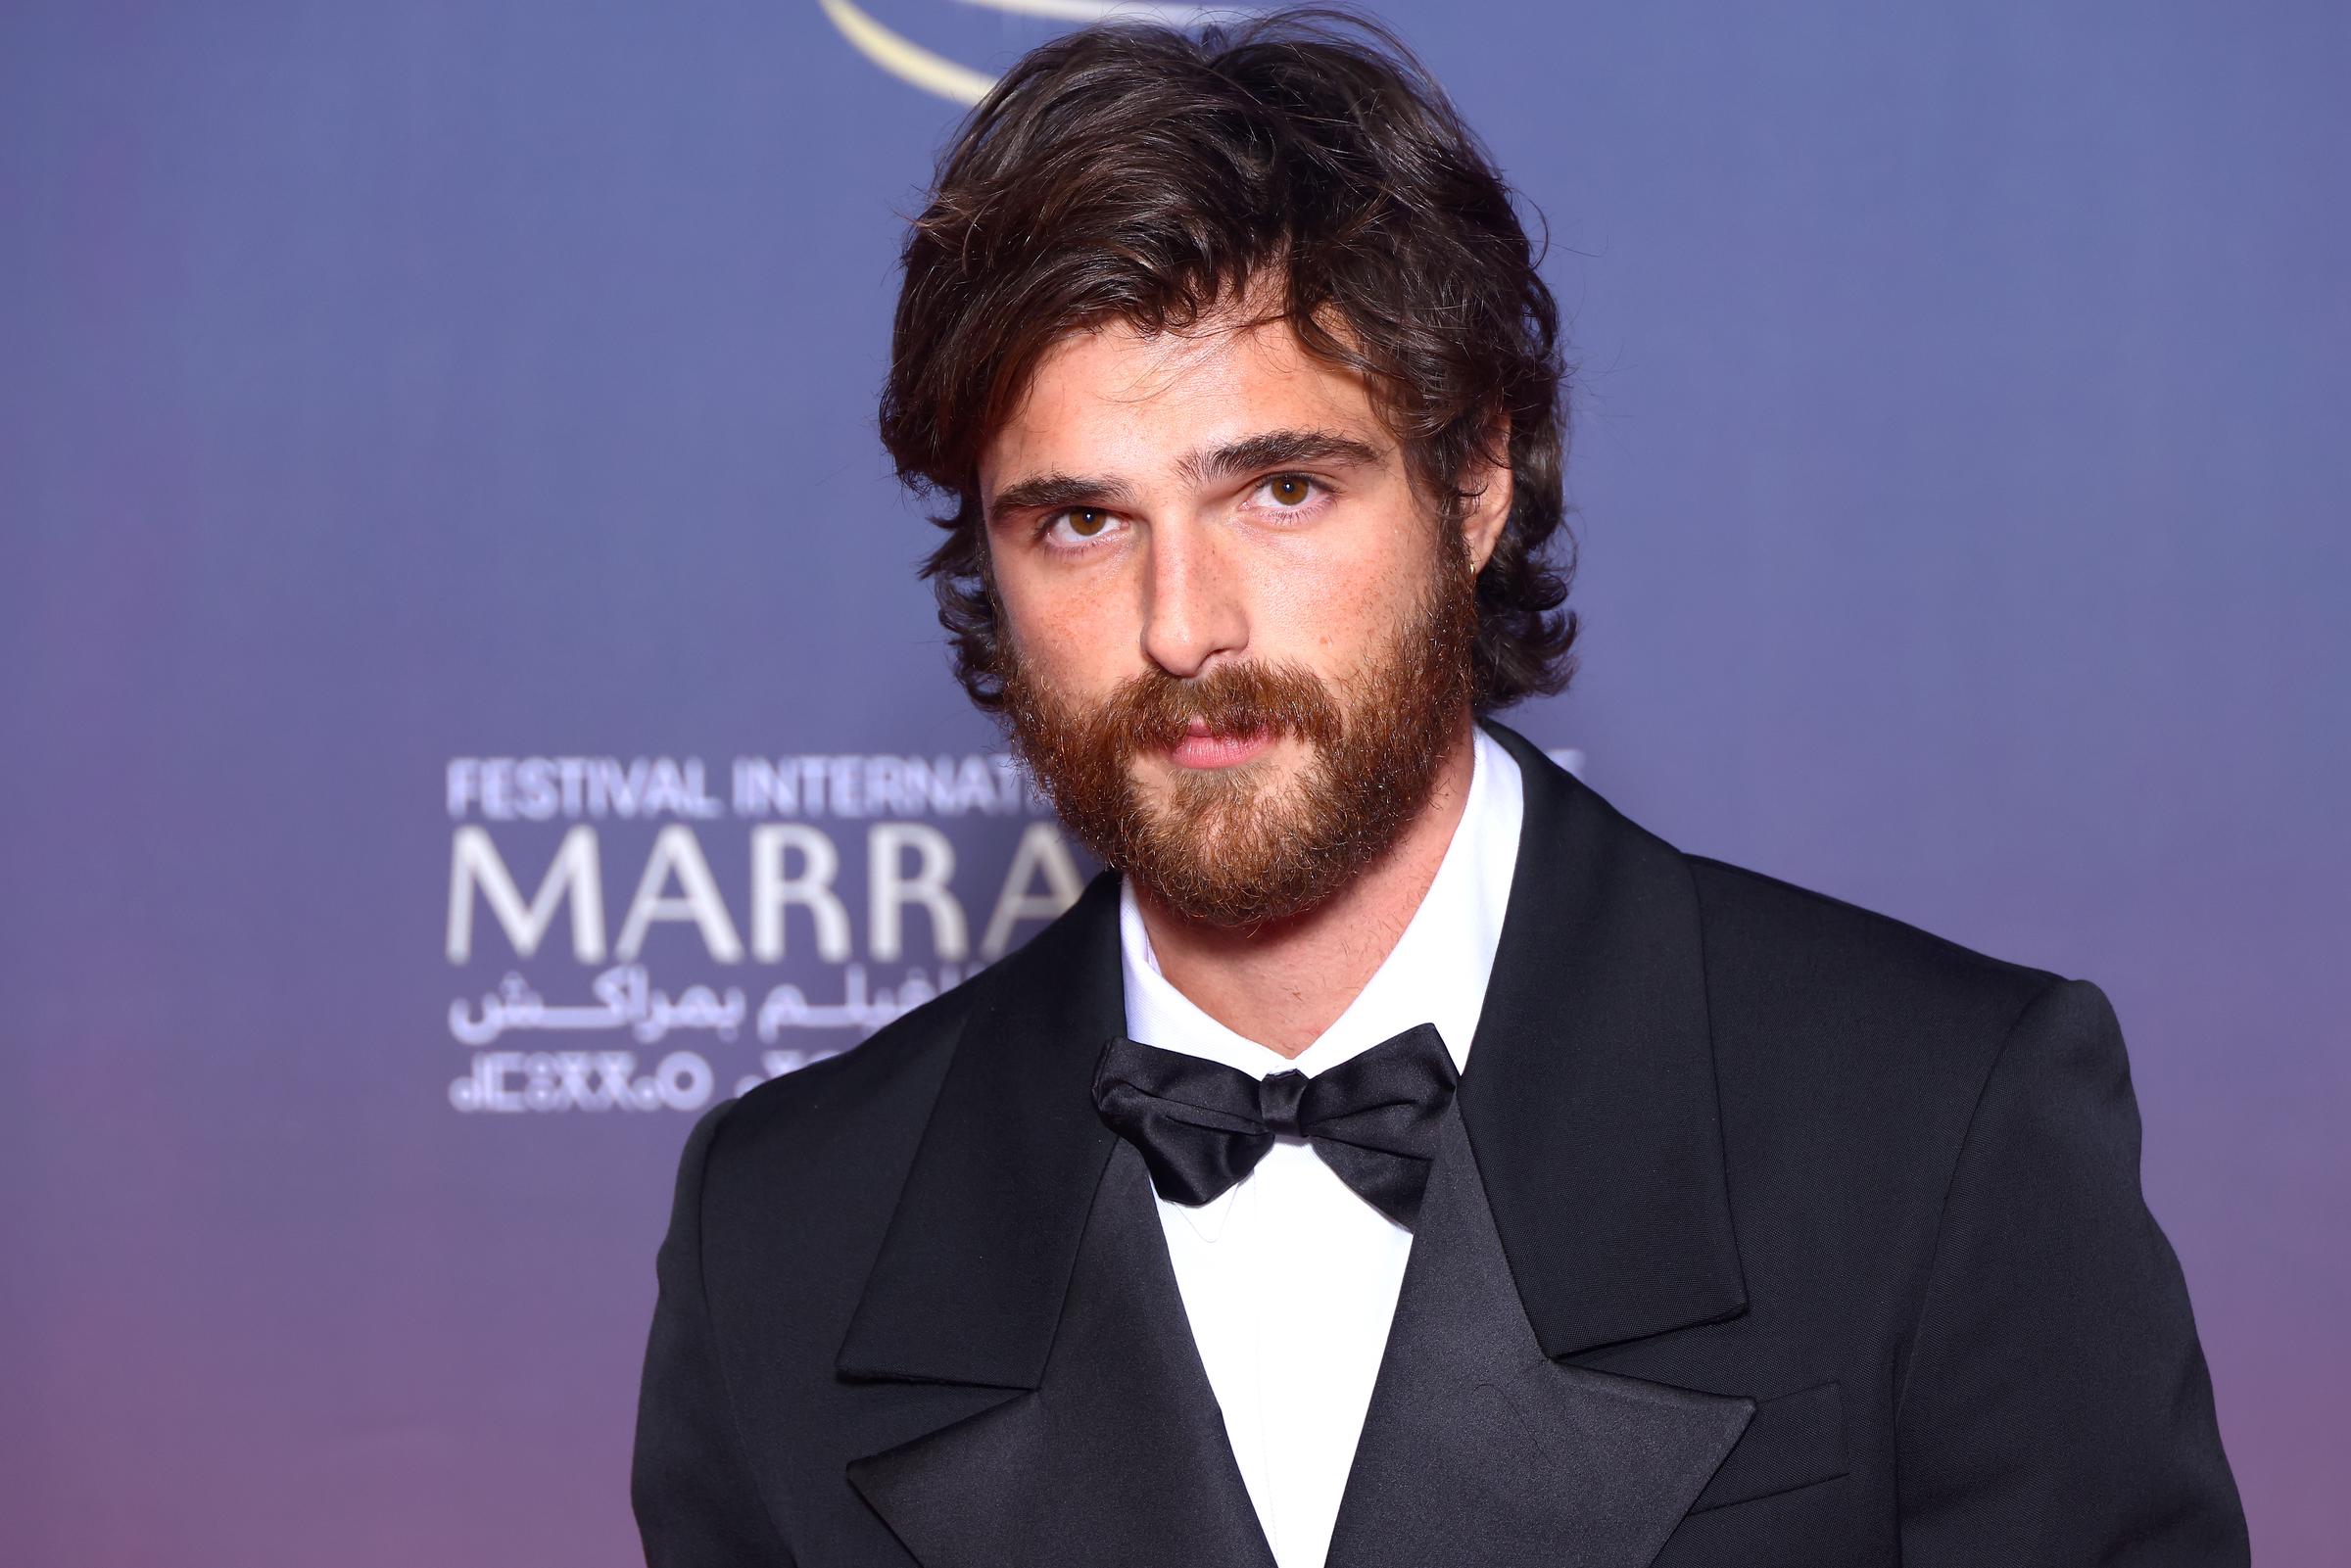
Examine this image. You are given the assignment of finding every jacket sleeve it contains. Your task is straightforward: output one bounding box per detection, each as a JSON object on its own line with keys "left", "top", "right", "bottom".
{"left": 632, "top": 1097, "right": 796, "bottom": 1567}
{"left": 1895, "top": 977, "right": 2247, "bottom": 1564}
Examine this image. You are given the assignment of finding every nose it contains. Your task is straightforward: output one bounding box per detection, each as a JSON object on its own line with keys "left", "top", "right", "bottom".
{"left": 1138, "top": 516, "right": 1247, "bottom": 679}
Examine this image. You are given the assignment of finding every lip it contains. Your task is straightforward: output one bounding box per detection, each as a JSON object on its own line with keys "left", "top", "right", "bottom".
{"left": 1164, "top": 726, "right": 1274, "bottom": 770}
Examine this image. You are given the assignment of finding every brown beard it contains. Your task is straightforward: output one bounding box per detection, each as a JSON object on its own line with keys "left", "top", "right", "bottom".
{"left": 994, "top": 532, "right": 1481, "bottom": 928}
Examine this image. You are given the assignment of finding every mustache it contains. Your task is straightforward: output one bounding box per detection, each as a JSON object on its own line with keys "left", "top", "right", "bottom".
{"left": 1080, "top": 660, "right": 1346, "bottom": 756}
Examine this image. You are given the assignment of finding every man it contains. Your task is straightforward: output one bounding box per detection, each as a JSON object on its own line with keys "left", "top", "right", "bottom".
{"left": 633, "top": 14, "right": 2245, "bottom": 1566}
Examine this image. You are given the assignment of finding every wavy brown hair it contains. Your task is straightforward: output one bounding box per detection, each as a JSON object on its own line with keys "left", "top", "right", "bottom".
{"left": 879, "top": 7, "right": 1579, "bottom": 714}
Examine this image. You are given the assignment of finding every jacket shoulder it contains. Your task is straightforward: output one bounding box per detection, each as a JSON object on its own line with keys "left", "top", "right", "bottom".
{"left": 1680, "top": 854, "right": 2087, "bottom": 1327}
{"left": 1687, "top": 852, "right": 2060, "bottom": 1029}
{"left": 1681, "top": 852, "right": 2077, "bottom": 1156}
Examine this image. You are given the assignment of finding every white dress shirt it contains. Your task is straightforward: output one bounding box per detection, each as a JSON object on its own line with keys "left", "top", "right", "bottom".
{"left": 1117, "top": 726, "right": 1524, "bottom": 1568}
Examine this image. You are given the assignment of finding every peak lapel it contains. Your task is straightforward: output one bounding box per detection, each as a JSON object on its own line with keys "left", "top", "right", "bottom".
{"left": 848, "top": 1145, "right": 1276, "bottom": 1568}
{"left": 835, "top": 872, "right": 1126, "bottom": 1391}
{"left": 837, "top": 872, "right": 1271, "bottom": 1567}
{"left": 1463, "top": 721, "right": 1749, "bottom": 1359}
{"left": 1328, "top": 1109, "right": 1752, "bottom": 1568}
{"left": 1328, "top": 722, "right": 1752, "bottom": 1563}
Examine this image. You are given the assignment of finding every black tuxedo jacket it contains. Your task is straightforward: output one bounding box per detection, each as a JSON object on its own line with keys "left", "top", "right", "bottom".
{"left": 632, "top": 722, "right": 2246, "bottom": 1566}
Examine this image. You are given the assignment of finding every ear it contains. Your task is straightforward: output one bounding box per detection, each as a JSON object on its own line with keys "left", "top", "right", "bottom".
{"left": 1458, "top": 413, "right": 1513, "bottom": 573}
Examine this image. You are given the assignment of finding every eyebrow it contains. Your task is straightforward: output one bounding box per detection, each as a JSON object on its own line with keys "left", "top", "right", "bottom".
{"left": 985, "top": 471, "right": 1139, "bottom": 523}
{"left": 1176, "top": 427, "right": 1387, "bottom": 489}
{"left": 984, "top": 427, "right": 1387, "bottom": 525}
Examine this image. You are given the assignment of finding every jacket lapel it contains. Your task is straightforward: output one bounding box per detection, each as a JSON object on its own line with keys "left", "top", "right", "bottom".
{"left": 836, "top": 873, "right": 1271, "bottom": 1568}
{"left": 1327, "top": 1109, "right": 1751, "bottom": 1568}
{"left": 847, "top": 1142, "right": 1276, "bottom": 1568}
{"left": 1325, "top": 722, "right": 1755, "bottom": 1566}
{"left": 1464, "top": 720, "right": 1749, "bottom": 1359}
{"left": 834, "top": 872, "right": 1124, "bottom": 1392}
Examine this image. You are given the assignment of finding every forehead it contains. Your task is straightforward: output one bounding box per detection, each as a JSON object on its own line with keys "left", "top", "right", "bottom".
{"left": 981, "top": 310, "right": 1390, "bottom": 489}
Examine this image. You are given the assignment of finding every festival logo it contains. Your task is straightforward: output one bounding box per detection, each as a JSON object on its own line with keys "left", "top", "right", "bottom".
{"left": 442, "top": 750, "right": 1084, "bottom": 1115}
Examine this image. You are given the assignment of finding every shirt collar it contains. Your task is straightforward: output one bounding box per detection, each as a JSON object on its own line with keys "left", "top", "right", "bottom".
{"left": 1118, "top": 724, "right": 1524, "bottom": 1081}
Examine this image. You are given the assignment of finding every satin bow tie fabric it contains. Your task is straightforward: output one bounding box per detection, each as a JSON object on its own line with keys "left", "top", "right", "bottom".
{"left": 1091, "top": 1022, "right": 1460, "bottom": 1229}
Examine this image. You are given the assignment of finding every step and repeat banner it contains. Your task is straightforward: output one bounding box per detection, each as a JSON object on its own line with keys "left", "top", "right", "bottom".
{"left": 5, "top": 2, "right": 2343, "bottom": 1563}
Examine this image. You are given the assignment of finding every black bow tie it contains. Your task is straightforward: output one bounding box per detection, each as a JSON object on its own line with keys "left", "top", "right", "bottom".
{"left": 1091, "top": 1022, "right": 1460, "bottom": 1229}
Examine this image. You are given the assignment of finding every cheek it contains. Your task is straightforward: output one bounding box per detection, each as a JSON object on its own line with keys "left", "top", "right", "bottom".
{"left": 997, "top": 559, "right": 1137, "bottom": 690}
{"left": 1245, "top": 523, "right": 1422, "bottom": 664}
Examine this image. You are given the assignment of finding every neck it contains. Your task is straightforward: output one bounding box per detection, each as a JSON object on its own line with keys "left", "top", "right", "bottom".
{"left": 1133, "top": 718, "right": 1480, "bottom": 1058}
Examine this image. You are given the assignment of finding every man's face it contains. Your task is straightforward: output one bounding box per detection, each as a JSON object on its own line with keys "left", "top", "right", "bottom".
{"left": 978, "top": 306, "right": 1507, "bottom": 927}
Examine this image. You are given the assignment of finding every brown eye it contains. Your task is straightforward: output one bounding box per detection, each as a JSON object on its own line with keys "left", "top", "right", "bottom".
{"left": 1267, "top": 475, "right": 1313, "bottom": 505}
{"left": 1067, "top": 508, "right": 1108, "bottom": 537}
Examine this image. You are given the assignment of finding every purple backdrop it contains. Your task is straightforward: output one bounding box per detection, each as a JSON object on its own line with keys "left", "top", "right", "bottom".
{"left": 4, "top": 2, "right": 2344, "bottom": 1562}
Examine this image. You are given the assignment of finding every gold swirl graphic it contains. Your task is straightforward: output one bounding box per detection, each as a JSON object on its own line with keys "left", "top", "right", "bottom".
{"left": 819, "top": 0, "right": 1240, "bottom": 105}
{"left": 949, "top": 0, "right": 1232, "bottom": 22}
{"left": 817, "top": 0, "right": 997, "bottom": 104}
